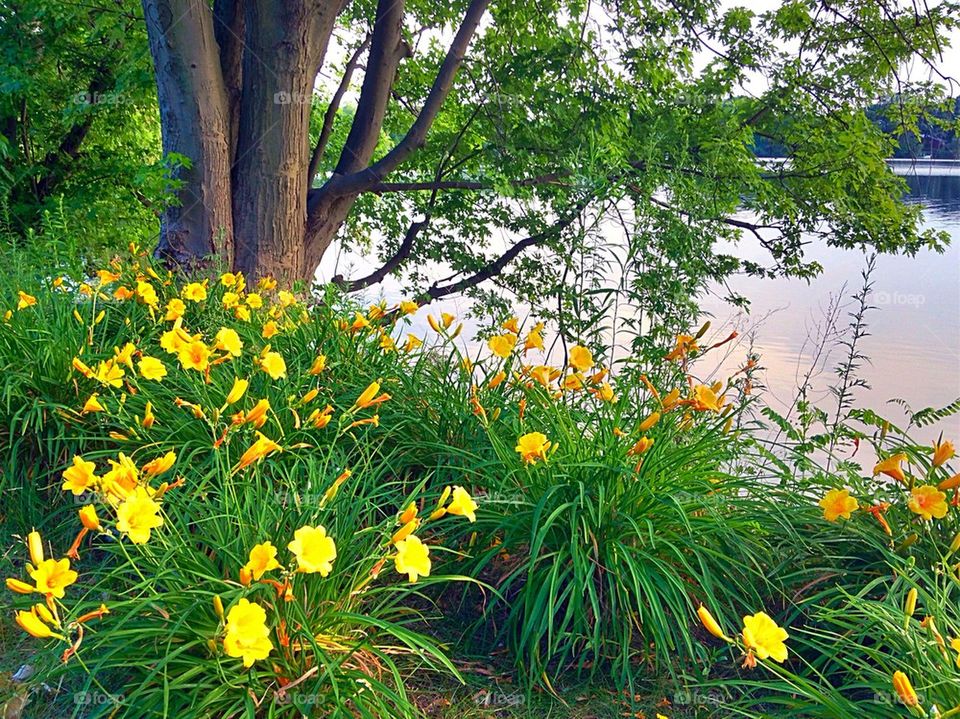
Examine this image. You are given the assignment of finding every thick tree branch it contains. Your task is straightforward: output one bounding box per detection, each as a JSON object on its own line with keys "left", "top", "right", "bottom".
{"left": 213, "top": 0, "right": 245, "bottom": 161}
{"left": 415, "top": 202, "right": 587, "bottom": 306}
{"left": 368, "top": 172, "right": 569, "bottom": 193}
{"left": 308, "top": 34, "right": 371, "bottom": 188}
{"left": 333, "top": 0, "right": 410, "bottom": 177}
{"left": 314, "top": 0, "right": 491, "bottom": 203}
{"left": 335, "top": 215, "right": 431, "bottom": 292}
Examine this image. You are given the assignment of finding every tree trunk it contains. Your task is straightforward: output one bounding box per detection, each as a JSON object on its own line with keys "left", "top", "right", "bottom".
{"left": 229, "top": 0, "right": 342, "bottom": 283}
{"left": 142, "top": 0, "right": 233, "bottom": 266}
{"left": 142, "top": 0, "right": 486, "bottom": 284}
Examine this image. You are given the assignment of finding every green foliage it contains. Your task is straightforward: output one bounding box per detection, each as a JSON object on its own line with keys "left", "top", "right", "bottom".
{"left": 0, "top": 0, "right": 161, "bottom": 253}
{"left": 1, "top": 235, "right": 960, "bottom": 719}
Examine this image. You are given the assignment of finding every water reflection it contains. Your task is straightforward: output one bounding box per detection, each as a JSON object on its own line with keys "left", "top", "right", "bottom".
{"left": 320, "top": 169, "right": 960, "bottom": 445}
{"left": 700, "top": 170, "right": 960, "bottom": 445}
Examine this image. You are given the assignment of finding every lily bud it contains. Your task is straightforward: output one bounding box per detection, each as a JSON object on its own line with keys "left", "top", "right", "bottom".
{"left": 6, "top": 577, "right": 34, "bottom": 594}
{"left": 892, "top": 671, "right": 919, "bottom": 707}
{"left": 905, "top": 588, "right": 918, "bottom": 619}
{"left": 27, "top": 531, "right": 44, "bottom": 565}
{"left": 697, "top": 604, "right": 732, "bottom": 642}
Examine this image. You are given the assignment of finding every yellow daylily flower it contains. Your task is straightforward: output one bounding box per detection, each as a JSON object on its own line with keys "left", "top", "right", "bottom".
{"left": 28, "top": 558, "right": 78, "bottom": 599}
{"left": 873, "top": 453, "right": 908, "bottom": 484}
{"left": 61, "top": 456, "right": 99, "bottom": 495}
{"left": 243, "top": 399, "right": 271, "bottom": 428}
{"left": 17, "top": 291, "right": 37, "bottom": 310}
{"left": 818, "top": 489, "right": 859, "bottom": 522}
{"left": 523, "top": 322, "right": 545, "bottom": 351}
{"left": 182, "top": 282, "right": 207, "bottom": 302}
{"left": 215, "top": 328, "right": 243, "bottom": 357}
{"left": 488, "top": 333, "right": 517, "bottom": 359}
{"left": 446, "top": 486, "right": 478, "bottom": 522}
{"left": 164, "top": 298, "right": 186, "bottom": 321}
{"left": 243, "top": 542, "right": 281, "bottom": 580}
{"left": 136, "top": 281, "right": 159, "bottom": 307}
{"left": 287, "top": 525, "right": 337, "bottom": 576}
{"left": 178, "top": 340, "right": 211, "bottom": 372}
{"left": 691, "top": 384, "right": 725, "bottom": 412}
{"left": 115, "top": 487, "right": 164, "bottom": 544}
{"left": 82, "top": 393, "right": 105, "bottom": 414}
{"left": 353, "top": 380, "right": 390, "bottom": 409}
{"left": 307, "top": 354, "right": 327, "bottom": 375}
{"left": 138, "top": 356, "right": 167, "bottom": 381}
{"left": 515, "top": 432, "right": 552, "bottom": 465}
{"left": 908, "top": 485, "right": 949, "bottom": 521}
{"left": 114, "top": 343, "right": 137, "bottom": 369}
{"left": 741, "top": 611, "right": 789, "bottom": 663}
{"left": 142, "top": 451, "right": 177, "bottom": 477}
{"left": 394, "top": 535, "right": 431, "bottom": 583}
{"left": 223, "top": 598, "right": 274, "bottom": 667}
{"left": 933, "top": 439, "right": 955, "bottom": 467}
{"left": 93, "top": 359, "right": 125, "bottom": 388}
{"left": 261, "top": 320, "right": 280, "bottom": 339}
{"left": 235, "top": 432, "right": 281, "bottom": 470}
{"left": 257, "top": 349, "right": 286, "bottom": 379}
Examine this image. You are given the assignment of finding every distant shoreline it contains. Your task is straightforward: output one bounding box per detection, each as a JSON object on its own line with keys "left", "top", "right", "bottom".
{"left": 758, "top": 157, "right": 960, "bottom": 176}
{"left": 887, "top": 158, "right": 960, "bottom": 176}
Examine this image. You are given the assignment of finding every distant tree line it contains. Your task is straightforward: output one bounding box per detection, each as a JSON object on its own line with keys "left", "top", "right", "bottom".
{"left": 753, "top": 96, "right": 960, "bottom": 159}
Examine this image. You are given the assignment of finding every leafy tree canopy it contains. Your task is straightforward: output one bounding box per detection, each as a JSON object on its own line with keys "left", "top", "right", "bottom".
{"left": 1, "top": 0, "right": 957, "bottom": 343}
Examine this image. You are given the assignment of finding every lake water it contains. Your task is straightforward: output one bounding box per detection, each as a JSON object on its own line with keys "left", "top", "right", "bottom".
{"left": 320, "top": 168, "right": 960, "bottom": 444}
{"left": 697, "top": 171, "right": 960, "bottom": 444}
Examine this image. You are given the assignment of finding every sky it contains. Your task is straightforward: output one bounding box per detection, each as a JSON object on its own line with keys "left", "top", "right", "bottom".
{"left": 712, "top": 0, "right": 959, "bottom": 91}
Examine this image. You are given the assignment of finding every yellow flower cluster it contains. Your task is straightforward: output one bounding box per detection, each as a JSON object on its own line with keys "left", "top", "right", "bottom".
{"left": 696, "top": 604, "right": 789, "bottom": 668}
{"left": 6, "top": 530, "right": 108, "bottom": 646}
{"left": 817, "top": 439, "right": 956, "bottom": 530}
{"left": 217, "top": 485, "right": 479, "bottom": 668}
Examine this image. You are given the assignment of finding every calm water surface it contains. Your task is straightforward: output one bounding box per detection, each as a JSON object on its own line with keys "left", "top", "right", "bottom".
{"left": 321, "top": 171, "right": 960, "bottom": 442}
{"left": 698, "top": 172, "right": 960, "bottom": 443}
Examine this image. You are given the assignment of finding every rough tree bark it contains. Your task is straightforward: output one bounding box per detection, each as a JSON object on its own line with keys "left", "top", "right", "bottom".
{"left": 140, "top": 0, "right": 491, "bottom": 284}
{"left": 142, "top": 0, "right": 233, "bottom": 265}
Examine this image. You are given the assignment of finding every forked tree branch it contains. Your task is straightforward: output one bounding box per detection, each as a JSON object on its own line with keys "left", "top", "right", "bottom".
{"left": 308, "top": 34, "right": 371, "bottom": 188}
{"left": 414, "top": 201, "right": 589, "bottom": 306}
{"left": 336, "top": 215, "right": 432, "bottom": 292}
{"left": 316, "top": 0, "right": 491, "bottom": 201}
{"left": 333, "top": 0, "right": 409, "bottom": 177}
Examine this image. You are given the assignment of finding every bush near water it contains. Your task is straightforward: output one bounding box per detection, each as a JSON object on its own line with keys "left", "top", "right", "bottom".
{"left": 1, "top": 245, "right": 959, "bottom": 718}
